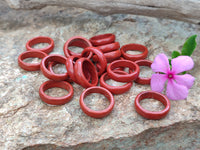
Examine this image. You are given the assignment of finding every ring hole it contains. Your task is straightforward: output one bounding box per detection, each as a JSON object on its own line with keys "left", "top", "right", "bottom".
{"left": 140, "top": 98, "right": 165, "bottom": 112}
{"left": 23, "top": 57, "right": 42, "bottom": 64}
{"left": 69, "top": 46, "right": 83, "bottom": 54}
{"left": 139, "top": 66, "right": 153, "bottom": 78}
{"left": 52, "top": 64, "right": 67, "bottom": 74}
{"left": 82, "top": 61, "right": 96, "bottom": 84}
{"left": 32, "top": 43, "right": 50, "bottom": 49}
{"left": 124, "top": 67, "right": 130, "bottom": 73}
{"left": 45, "top": 87, "right": 69, "bottom": 97}
{"left": 84, "top": 71, "right": 92, "bottom": 83}
{"left": 116, "top": 67, "right": 131, "bottom": 74}
{"left": 106, "top": 79, "right": 127, "bottom": 86}
{"left": 126, "top": 50, "right": 142, "bottom": 55}
{"left": 84, "top": 93, "right": 110, "bottom": 111}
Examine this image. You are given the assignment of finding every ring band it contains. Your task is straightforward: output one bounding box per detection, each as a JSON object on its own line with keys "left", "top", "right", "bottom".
{"left": 134, "top": 60, "right": 152, "bottom": 85}
{"left": 107, "top": 60, "right": 140, "bottom": 82}
{"left": 97, "top": 42, "right": 120, "bottom": 53}
{"left": 92, "top": 49, "right": 121, "bottom": 63}
{"left": 18, "top": 51, "right": 47, "bottom": 71}
{"left": 40, "top": 54, "right": 68, "bottom": 81}
{"left": 65, "top": 56, "right": 80, "bottom": 83}
{"left": 65, "top": 56, "right": 91, "bottom": 84}
{"left": 80, "top": 86, "right": 115, "bottom": 118}
{"left": 134, "top": 91, "right": 170, "bottom": 120}
{"left": 26, "top": 36, "right": 54, "bottom": 54}
{"left": 63, "top": 36, "right": 92, "bottom": 58}
{"left": 89, "top": 33, "right": 115, "bottom": 46}
{"left": 74, "top": 58, "right": 98, "bottom": 88}
{"left": 100, "top": 70, "right": 133, "bottom": 94}
{"left": 82, "top": 47, "right": 107, "bottom": 76}
{"left": 39, "top": 80, "right": 73, "bottom": 105}
{"left": 112, "top": 57, "right": 125, "bottom": 71}
{"left": 121, "top": 43, "right": 148, "bottom": 61}
{"left": 103, "top": 50, "right": 121, "bottom": 63}
{"left": 48, "top": 61, "right": 73, "bottom": 83}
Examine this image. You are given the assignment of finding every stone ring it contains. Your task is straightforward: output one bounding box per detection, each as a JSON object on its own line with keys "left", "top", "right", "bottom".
{"left": 26, "top": 36, "right": 54, "bottom": 54}
{"left": 100, "top": 70, "right": 133, "bottom": 95}
{"left": 89, "top": 33, "right": 115, "bottom": 46}
{"left": 93, "top": 49, "right": 121, "bottom": 63}
{"left": 82, "top": 47, "right": 107, "bottom": 76}
{"left": 97, "top": 42, "right": 120, "bottom": 53}
{"left": 134, "top": 59, "right": 152, "bottom": 85}
{"left": 107, "top": 59, "right": 140, "bottom": 82}
{"left": 40, "top": 54, "right": 68, "bottom": 81}
{"left": 65, "top": 55, "right": 80, "bottom": 83}
{"left": 134, "top": 91, "right": 170, "bottom": 120}
{"left": 103, "top": 49, "right": 122, "bottom": 63}
{"left": 74, "top": 58, "right": 98, "bottom": 88}
{"left": 121, "top": 43, "right": 148, "bottom": 61}
{"left": 18, "top": 50, "right": 47, "bottom": 71}
{"left": 39, "top": 80, "right": 73, "bottom": 105}
{"left": 79, "top": 86, "right": 115, "bottom": 118}
{"left": 63, "top": 36, "right": 92, "bottom": 58}
{"left": 48, "top": 61, "right": 73, "bottom": 83}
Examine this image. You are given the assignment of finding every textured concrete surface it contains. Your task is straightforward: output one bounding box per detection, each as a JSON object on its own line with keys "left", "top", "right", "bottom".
{"left": 0, "top": 1, "right": 200, "bottom": 150}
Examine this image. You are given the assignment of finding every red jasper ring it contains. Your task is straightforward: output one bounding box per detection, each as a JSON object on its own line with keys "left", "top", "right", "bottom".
{"left": 107, "top": 60, "right": 140, "bottom": 82}
{"left": 103, "top": 50, "right": 122, "bottom": 63}
{"left": 97, "top": 42, "right": 120, "bottom": 53}
{"left": 40, "top": 54, "right": 68, "bottom": 81}
{"left": 100, "top": 70, "right": 133, "bottom": 94}
{"left": 110, "top": 57, "right": 125, "bottom": 71}
{"left": 48, "top": 62, "right": 73, "bottom": 83}
{"left": 80, "top": 86, "right": 115, "bottom": 118}
{"left": 26, "top": 36, "right": 54, "bottom": 54}
{"left": 65, "top": 56, "right": 91, "bottom": 84}
{"left": 63, "top": 36, "right": 92, "bottom": 58}
{"left": 39, "top": 80, "right": 73, "bottom": 105}
{"left": 134, "top": 91, "right": 170, "bottom": 120}
{"left": 134, "top": 60, "right": 152, "bottom": 85}
{"left": 65, "top": 56, "right": 80, "bottom": 82}
{"left": 18, "top": 51, "right": 47, "bottom": 71}
{"left": 117, "top": 57, "right": 126, "bottom": 69}
{"left": 82, "top": 47, "right": 107, "bottom": 76}
{"left": 74, "top": 58, "right": 98, "bottom": 88}
{"left": 121, "top": 43, "right": 148, "bottom": 61}
{"left": 93, "top": 50, "right": 121, "bottom": 63}
{"left": 89, "top": 33, "right": 115, "bottom": 46}
{"left": 64, "top": 56, "right": 91, "bottom": 84}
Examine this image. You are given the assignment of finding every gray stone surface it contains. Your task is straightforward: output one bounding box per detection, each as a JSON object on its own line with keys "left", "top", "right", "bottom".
{"left": 0, "top": 1, "right": 200, "bottom": 150}
{"left": 4, "top": 0, "right": 200, "bottom": 24}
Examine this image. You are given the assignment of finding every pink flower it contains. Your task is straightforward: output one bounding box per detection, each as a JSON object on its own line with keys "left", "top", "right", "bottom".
{"left": 151, "top": 53, "right": 195, "bottom": 100}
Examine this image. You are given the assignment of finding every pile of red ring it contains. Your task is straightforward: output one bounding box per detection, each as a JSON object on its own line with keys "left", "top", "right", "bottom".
{"left": 18, "top": 33, "right": 170, "bottom": 120}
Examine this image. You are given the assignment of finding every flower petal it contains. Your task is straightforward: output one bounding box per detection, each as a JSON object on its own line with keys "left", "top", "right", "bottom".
{"left": 174, "top": 74, "right": 195, "bottom": 89}
{"left": 151, "top": 53, "right": 170, "bottom": 73}
{"left": 171, "top": 56, "right": 194, "bottom": 74}
{"left": 151, "top": 74, "right": 168, "bottom": 92}
{"left": 166, "top": 79, "right": 188, "bottom": 100}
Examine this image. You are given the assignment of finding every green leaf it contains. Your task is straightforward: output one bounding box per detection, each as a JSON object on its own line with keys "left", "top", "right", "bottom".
{"left": 182, "top": 71, "right": 186, "bottom": 75}
{"left": 181, "top": 35, "right": 197, "bottom": 56}
{"left": 172, "top": 51, "right": 181, "bottom": 59}
{"left": 169, "top": 59, "right": 171, "bottom": 66}
{"left": 169, "top": 59, "right": 172, "bottom": 69}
